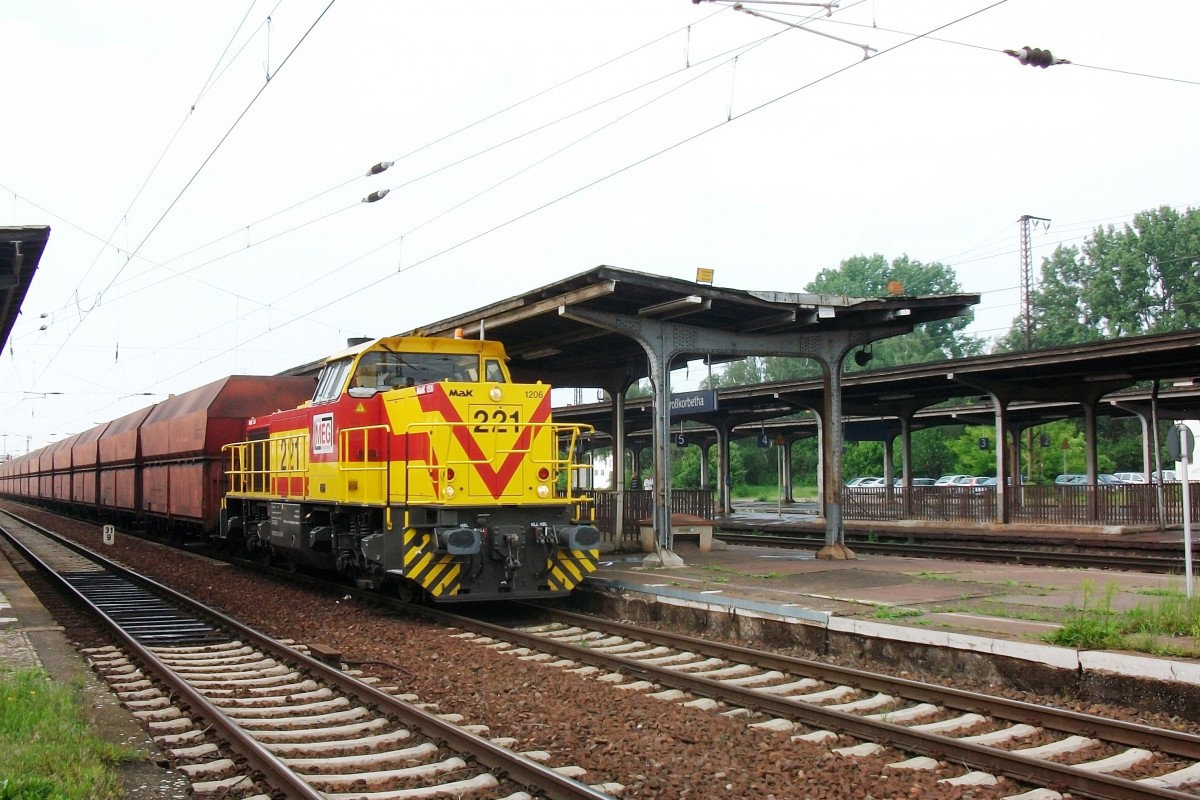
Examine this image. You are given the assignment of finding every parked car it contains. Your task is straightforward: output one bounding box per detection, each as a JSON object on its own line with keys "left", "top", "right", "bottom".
{"left": 1114, "top": 471, "right": 1145, "bottom": 483}
{"left": 1055, "top": 473, "right": 1123, "bottom": 485}
{"left": 845, "top": 476, "right": 882, "bottom": 487}
{"left": 934, "top": 474, "right": 971, "bottom": 486}
{"left": 1150, "top": 470, "right": 1179, "bottom": 483}
{"left": 972, "top": 476, "right": 998, "bottom": 492}
{"left": 911, "top": 477, "right": 937, "bottom": 486}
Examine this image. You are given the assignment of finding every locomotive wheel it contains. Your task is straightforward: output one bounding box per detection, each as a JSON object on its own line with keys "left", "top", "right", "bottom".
{"left": 393, "top": 580, "right": 417, "bottom": 604}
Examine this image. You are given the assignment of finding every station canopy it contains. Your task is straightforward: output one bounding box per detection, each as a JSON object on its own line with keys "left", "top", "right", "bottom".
{"left": 403, "top": 265, "right": 979, "bottom": 387}
{"left": 0, "top": 226, "right": 49, "bottom": 353}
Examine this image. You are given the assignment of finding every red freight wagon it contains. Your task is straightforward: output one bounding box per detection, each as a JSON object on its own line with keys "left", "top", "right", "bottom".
{"left": 139, "top": 376, "right": 313, "bottom": 532}
{"left": 98, "top": 405, "right": 156, "bottom": 520}
{"left": 52, "top": 431, "right": 83, "bottom": 503}
{"left": 14, "top": 453, "right": 31, "bottom": 497}
{"left": 71, "top": 422, "right": 110, "bottom": 511}
{"left": 38, "top": 439, "right": 69, "bottom": 501}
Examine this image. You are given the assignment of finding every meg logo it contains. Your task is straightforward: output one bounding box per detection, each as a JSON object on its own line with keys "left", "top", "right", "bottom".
{"left": 312, "top": 413, "right": 334, "bottom": 455}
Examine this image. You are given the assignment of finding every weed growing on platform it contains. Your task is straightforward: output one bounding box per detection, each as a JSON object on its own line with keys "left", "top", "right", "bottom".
{"left": 1122, "top": 592, "right": 1200, "bottom": 641}
{"left": 0, "top": 669, "right": 131, "bottom": 800}
{"left": 1046, "top": 580, "right": 1124, "bottom": 650}
{"left": 1135, "top": 586, "right": 1186, "bottom": 598}
{"left": 1051, "top": 581, "right": 1200, "bottom": 655}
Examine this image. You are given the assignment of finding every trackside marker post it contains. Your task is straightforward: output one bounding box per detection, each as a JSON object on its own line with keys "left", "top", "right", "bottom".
{"left": 102, "top": 524, "right": 115, "bottom": 546}
{"left": 1167, "top": 424, "right": 1195, "bottom": 598}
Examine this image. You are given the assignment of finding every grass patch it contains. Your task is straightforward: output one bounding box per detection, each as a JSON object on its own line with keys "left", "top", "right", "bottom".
{"left": 0, "top": 669, "right": 132, "bottom": 800}
{"left": 872, "top": 607, "right": 924, "bottom": 620}
{"left": 917, "top": 571, "right": 956, "bottom": 582}
{"left": 1135, "top": 587, "right": 1186, "bottom": 598}
{"left": 1121, "top": 592, "right": 1200, "bottom": 640}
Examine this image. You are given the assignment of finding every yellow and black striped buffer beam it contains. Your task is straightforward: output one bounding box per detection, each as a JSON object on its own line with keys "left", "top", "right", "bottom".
{"left": 545, "top": 549, "right": 600, "bottom": 592}
{"left": 401, "top": 529, "right": 463, "bottom": 597}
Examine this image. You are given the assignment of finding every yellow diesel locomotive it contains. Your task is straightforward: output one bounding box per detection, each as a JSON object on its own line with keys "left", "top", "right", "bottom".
{"left": 219, "top": 334, "right": 601, "bottom": 602}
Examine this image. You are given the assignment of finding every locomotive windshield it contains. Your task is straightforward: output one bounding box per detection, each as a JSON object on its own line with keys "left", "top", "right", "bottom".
{"left": 312, "top": 358, "right": 353, "bottom": 404}
{"left": 352, "top": 350, "right": 501, "bottom": 390}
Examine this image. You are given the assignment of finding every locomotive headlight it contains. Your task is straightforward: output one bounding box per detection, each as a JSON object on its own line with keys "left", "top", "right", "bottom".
{"left": 443, "top": 485, "right": 456, "bottom": 499}
{"left": 489, "top": 386, "right": 503, "bottom": 401}
{"left": 536, "top": 484, "right": 551, "bottom": 499}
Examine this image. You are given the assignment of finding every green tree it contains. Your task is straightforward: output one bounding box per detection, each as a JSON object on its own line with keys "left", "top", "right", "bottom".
{"left": 999, "top": 206, "right": 1200, "bottom": 351}
{"left": 807, "top": 254, "right": 985, "bottom": 366}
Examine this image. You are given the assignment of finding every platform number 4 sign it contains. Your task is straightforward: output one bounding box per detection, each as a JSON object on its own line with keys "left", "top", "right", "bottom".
{"left": 102, "top": 525, "right": 115, "bottom": 546}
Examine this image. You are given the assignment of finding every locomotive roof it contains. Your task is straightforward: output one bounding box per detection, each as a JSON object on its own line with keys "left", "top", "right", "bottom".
{"left": 303, "top": 334, "right": 509, "bottom": 370}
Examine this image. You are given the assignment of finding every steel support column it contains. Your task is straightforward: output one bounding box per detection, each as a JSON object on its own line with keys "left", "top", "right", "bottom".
{"left": 899, "top": 415, "right": 914, "bottom": 518}
{"left": 608, "top": 385, "right": 628, "bottom": 542}
{"left": 716, "top": 419, "right": 734, "bottom": 515}
{"left": 559, "top": 305, "right": 880, "bottom": 559}
{"left": 1083, "top": 399, "right": 1100, "bottom": 521}
{"left": 781, "top": 437, "right": 795, "bottom": 503}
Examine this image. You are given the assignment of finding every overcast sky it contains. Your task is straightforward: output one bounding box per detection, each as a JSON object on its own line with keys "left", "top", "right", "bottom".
{"left": 2, "top": 0, "right": 1197, "bottom": 453}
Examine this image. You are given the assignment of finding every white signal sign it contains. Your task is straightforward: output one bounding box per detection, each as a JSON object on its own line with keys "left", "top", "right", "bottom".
{"left": 102, "top": 525, "right": 115, "bottom": 545}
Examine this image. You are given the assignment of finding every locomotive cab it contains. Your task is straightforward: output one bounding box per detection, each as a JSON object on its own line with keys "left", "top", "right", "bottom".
{"left": 221, "top": 335, "right": 600, "bottom": 602}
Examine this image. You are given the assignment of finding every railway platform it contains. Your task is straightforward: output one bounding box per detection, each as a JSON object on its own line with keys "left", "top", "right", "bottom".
{"left": 0, "top": 541, "right": 190, "bottom": 799}
{"left": 586, "top": 519, "right": 1200, "bottom": 689}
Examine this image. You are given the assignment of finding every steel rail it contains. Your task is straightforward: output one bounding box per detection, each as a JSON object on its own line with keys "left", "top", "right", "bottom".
{"left": 533, "top": 608, "right": 1200, "bottom": 760}
{"left": 0, "top": 510, "right": 613, "bottom": 800}
{"left": 424, "top": 605, "right": 1200, "bottom": 800}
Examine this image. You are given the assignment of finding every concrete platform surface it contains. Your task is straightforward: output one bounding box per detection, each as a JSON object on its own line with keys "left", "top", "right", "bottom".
{"left": 589, "top": 537, "right": 1200, "bottom": 686}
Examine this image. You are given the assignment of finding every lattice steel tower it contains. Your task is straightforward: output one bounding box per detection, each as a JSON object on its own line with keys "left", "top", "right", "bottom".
{"left": 1019, "top": 214, "right": 1051, "bottom": 349}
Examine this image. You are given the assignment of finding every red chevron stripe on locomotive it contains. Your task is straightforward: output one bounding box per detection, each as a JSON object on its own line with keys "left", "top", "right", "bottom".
{"left": 416, "top": 384, "right": 552, "bottom": 499}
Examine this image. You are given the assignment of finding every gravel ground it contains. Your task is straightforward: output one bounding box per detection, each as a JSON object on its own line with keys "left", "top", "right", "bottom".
{"left": 12, "top": 504, "right": 1193, "bottom": 799}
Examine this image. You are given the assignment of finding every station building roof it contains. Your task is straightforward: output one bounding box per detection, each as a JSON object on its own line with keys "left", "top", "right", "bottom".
{"left": 0, "top": 226, "right": 49, "bottom": 353}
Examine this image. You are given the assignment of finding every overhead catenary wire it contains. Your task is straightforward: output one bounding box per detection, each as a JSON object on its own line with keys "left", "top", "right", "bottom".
{"left": 25, "top": 0, "right": 339, "bottom": 395}
{"left": 38, "top": 1, "right": 1004, "bottom": 436}
{"left": 14, "top": 1, "right": 1195, "bottom": 443}
{"left": 7, "top": 4, "right": 742, "bottom": 354}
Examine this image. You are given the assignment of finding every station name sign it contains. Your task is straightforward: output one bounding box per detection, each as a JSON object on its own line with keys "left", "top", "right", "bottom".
{"left": 670, "top": 390, "right": 718, "bottom": 417}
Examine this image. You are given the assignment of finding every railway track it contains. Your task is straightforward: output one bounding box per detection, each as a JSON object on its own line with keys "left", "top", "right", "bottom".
{"left": 431, "top": 605, "right": 1200, "bottom": 800}
{"left": 716, "top": 531, "right": 1188, "bottom": 572}
{"left": 0, "top": 510, "right": 618, "bottom": 800}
